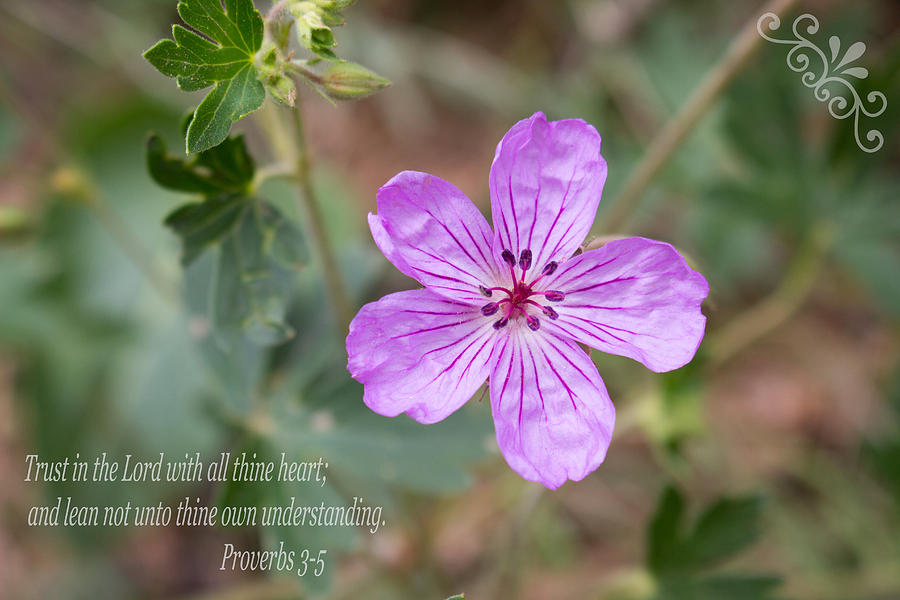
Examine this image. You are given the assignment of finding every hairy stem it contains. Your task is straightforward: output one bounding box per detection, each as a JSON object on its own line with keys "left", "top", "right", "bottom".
{"left": 599, "top": 0, "right": 799, "bottom": 233}
{"left": 289, "top": 103, "right": 355, "bottom": 332}
{"left": 258, "top": 101, "right": 354, "bottom": 333}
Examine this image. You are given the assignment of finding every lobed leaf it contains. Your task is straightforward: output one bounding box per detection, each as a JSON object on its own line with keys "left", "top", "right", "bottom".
{"left": 688, "top": 495, "right": 764, "bottom": 567}
{"left": 188, "top": 66, "right": 265, "bottom": 154}
{"left": 647, "top": 485, "right": 780, "bottom": 600}
{"left": 147, "top": 133, "right": 255, "bottom": 196}
{"left": 165, "top": 194, "right": 248, "bottom": 266}
{"left": 143, "top": 0, "right": 265, "bottom": 153}
{"left": 208, "top": 201, "right": 307, "bottom": 345}
{"left": 648, "top": 485, "right": 689, "bottom": 575}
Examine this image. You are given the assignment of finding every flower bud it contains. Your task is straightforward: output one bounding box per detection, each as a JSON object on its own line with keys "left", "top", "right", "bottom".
{"left": 312, "top": 0, "right": 356, "bottom": 10}
{"left": 266, "top": 73, "right": 297, "bottom": 107}
{"left": 256, "top": 46, "right": 297, "bottom": 107}
{"left": 321, "top": 61, "right": 390, "bottom": 101}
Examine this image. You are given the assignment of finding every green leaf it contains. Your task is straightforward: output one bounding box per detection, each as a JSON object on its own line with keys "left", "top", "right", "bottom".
{"left": 647, "top": 485, "right": 780, "bottom": 600}
{"left": 151, "top": 125, "right": 308, "bottom": 344}
{"left": 164, "top": 196, "right": 308, "bottom": 344}
{"left": 693, "top": 575, "right": 781, "bottom": 600}
{"left": 188, "top": 66, "right": 265, "bottom": 154}
{"left": 689, "top": 495, "right": 764, "bottom": 567}
{"left": 164, "top": 194, "right": 248, "bottom": 266}
{"left": 863, "top": 370, "right": 900, "bottom": 511}
{"left": 648, "top": 486, "right": 688, "bottom": 575}
{"left": 291, "top": 0, "right": 343, "bottom": 60}
{"left": 205, "top": 200, "right": 307, "bottom": 345}
{"left": 143, "top": 0, "right": 265, "bottom": 153}
{"left": 146, "top": 133, "right": 255, "bottom": 195}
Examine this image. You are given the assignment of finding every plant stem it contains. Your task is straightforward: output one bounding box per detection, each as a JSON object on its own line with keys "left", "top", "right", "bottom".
{"left": 706, "top": 224, "right": 833, "bottom": 368}
{"left": 289, "top": 103, "right": 355, "bottom": 332}
{"left": 259, "top": 100, "right": 354, "bottom": 333}
{"left": 598, "top": 0, "right": 799, "bottom": 233}
{"left": 250, "top": 161, "right": 296, "bottom": 192}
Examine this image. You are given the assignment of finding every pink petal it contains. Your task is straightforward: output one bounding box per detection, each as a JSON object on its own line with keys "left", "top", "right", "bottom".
{"left": 346, "top": 288, "right": 496, "bottom": 424}
{"left": 489, "top": 328, "right": 615, "bottom": 489}
{"left": 489, "top": 112, "right": 607, "bottom": 272}
{"left": 370, "top": 171, "right": 502, "bottom": 304}
{"left": 540, "top": 237, "right": 709, "bottom": 373}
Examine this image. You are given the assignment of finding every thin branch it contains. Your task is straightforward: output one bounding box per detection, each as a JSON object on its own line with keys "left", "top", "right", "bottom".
{"left": 706, "top": 224, "right": 833, "bottom": 368}
{"left": 598, "top": 0, "right": 800, "bottom": 233}
{"left": 257, "top": 99, "right": 354, "bottom": 334}
{"left": 288, "top": 103, "right": 355, "bottom": 333}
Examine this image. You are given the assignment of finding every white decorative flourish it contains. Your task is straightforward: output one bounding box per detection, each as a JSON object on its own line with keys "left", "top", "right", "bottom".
{"left": 757, "top": 12, "right": 887, "bottom": 153}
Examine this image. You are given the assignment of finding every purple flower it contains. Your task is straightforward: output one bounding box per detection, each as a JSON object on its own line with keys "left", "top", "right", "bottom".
{"left": 346, "top": 112, "right": 708, "bottom": 489}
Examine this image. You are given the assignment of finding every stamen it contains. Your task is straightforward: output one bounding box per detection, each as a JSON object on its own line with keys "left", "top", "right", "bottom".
{"left": 543, "top": 290, "right": 565, "bottom": 302}
{"left": 479, "top": 285, "right": 492, "bottom": 297}
{"left": 525, "top": 314, "right": 540, "bottom": 331}
{"left": 481, "top": 302, "right": 500, "bottom": 316}
{"left": 493, "top": 317, "right": 509, "bottom": 330}
{"left": 525, "top": 261, "right": 557, "bottom": 288}
{"left": 572, "top": 247, "right": 583, "bottom": 257}
{"left": 501, "top": 249, "right": 516, "bottom": 267}
{"left": 518, "top": 249, "right": 532, "bottom": 271}
{"left": 542, "top": 306, "right": 559, "bottom": 320}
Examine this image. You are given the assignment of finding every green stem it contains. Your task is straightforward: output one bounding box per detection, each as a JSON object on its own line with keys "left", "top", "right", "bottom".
{"left": 706, "top": 224, "right": 833, "bottom": 368}
{"left": 598, "top": 0, "right": 799, "bottom": 233}
{"left": 287, "top": 60, "right": 323, "bottom": 84}
{"left": 289, "top": 103, "right": 354, "bottom": 333}
{"left": 258, "top": 100, "right": 354, "bottom": 333}
{"left": 250, "top": 161, "right": 296, "bottom": 192}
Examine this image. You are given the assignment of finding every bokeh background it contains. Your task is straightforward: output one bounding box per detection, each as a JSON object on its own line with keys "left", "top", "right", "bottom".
{"left": 1, "top": 0, "right": 899, "bottom": 598}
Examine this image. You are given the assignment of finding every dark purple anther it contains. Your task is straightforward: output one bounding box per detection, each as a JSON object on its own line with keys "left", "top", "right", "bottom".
{"left": 542, "top": 306, "right": 559, "bottom": 320}
{"left": 479, "top": 285, "right": 492, "bottom": 297}
{"left": 519, "top": 249, "right": 532, "bottom": 271}
{"left": 501, "top": 249, "right": 516, "bottom": 267}
{"left": 572, "top": 247, "right": 583, "bottom": 257}
{"left": 493, "top": 317, "right": 509, "bottom": 330}
{"left": 544, "top": 290, "right": 565, "bottom": 302}
{"left": 481, "top": 302, "right": 500, "bottom": 316}
{"left": 526, "top": 314, "right": 540, "bottom": 331}
{"left": 542, "top": 261, "right": 558, "bottom": 276}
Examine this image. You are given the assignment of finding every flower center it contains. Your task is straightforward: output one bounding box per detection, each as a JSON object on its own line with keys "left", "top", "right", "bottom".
{"left": 479, "top": 248, "right": 565, "bottom": 332}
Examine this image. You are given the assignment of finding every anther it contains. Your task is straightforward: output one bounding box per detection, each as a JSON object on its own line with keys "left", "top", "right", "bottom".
{"left": 493, "top": 317, "right": 509, "bottom": 330}
{"left": 501, "top": 249, "right": 516, "bottom": 267}
{"left": 572, "top": 247, "right": 583, "bottom": 257}
{"left": 479, "top": 285, "right": 492, "bottom": 297}
{"left": 542, "top": 261, "right": 558, "bottom": 276}
{"left": 481, "top": 302, "right": 500, "bottom": 316}
{"left": 526, "top": 314, "right": 540, "bottom": 331}
{"left": 518, "top": 249, "right": 532, "bottom": 271}
{"left": 542, "top": 306, "right": 559, "bottom": 320}
{"left": 544, "top": 290, "right": 565, "bottom": 302}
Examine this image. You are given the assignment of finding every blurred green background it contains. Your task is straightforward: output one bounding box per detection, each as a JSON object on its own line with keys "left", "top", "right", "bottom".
{"left": 0, "top": 0, "right": 898, "bottom": 599}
